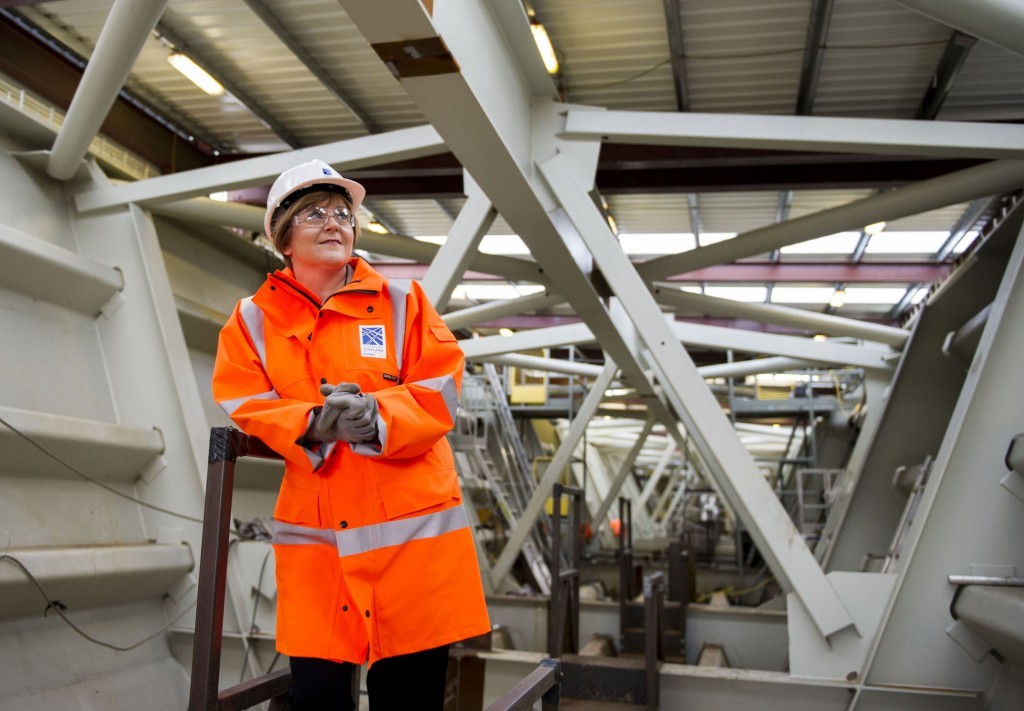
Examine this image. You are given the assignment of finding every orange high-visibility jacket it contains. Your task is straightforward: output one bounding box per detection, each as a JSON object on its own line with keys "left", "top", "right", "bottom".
{"left": 212, "top": 259, "right": 490, "bottom": 665}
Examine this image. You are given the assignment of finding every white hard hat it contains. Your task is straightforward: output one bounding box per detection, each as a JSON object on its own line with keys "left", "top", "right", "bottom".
{"left": 264, "top": 159, "right": 366, "bottom": 237}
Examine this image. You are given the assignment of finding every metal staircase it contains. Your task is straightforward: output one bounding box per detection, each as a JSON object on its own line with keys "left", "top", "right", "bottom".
{"left": 452, "top": 363, "right": 552, "bottom": 594}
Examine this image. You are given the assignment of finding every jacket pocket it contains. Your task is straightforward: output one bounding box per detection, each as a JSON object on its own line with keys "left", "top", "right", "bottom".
{"left": 274, "top": 475, "right": 322, "bottom": 526}
{"left": 378, "top": 468, "right": 459, "bottom": 520}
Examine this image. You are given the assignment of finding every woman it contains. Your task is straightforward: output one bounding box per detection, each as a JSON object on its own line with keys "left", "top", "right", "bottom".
{"left": 213, "top": 159, "right": 490, "bottom": 710}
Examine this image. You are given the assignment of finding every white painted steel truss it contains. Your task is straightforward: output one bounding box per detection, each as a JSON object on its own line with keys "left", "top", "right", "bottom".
{"left": 46, "top": 0, "right": 1024, "bottom": 656}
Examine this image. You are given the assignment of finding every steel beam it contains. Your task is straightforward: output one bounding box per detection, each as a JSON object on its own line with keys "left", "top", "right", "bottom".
{"left": 462, "top": 305, "right": 890, "bottom": 369}
{"left": 480, "top": 353, "right": 605, "bottom": 378}
{"left": 795, "top": 0, "right": 834, "bottom": 115}
{"left": 670, "top": 321, "right": 894, "bottom": 371}
{"left": 148, "top": 194, "right": 549, "bottom": 285}
{"left": 443, "top": 291, "right": 562, "bottom": 331}
{"left": 74, "top": 125, "right": 448, "bottom": 212}
{"left": 661, "top": 0, "right": 689, "bottom": 112}
{"left": 422, "top": 175, "right": 496, "bottom": 309}
{"left": 459, "top": 323, "right": 595, "bottom": 359}
{"left": 916, "top": 31, "right": 977, "bottom": 121}
{"left": 638, "top": 160, "right": 1024, "bottom": 279}
{"left": 539, "top": 151, "right": 854, "bottom": 638}
{"left": 892, "top": 0, "right": 1024, "bottom": 58}
{"left": 696, "top": 356, "right": 818, "bottom": 380}
{"left": 46, "top": 0, "right": 170, "bottom": 180}
{"left": 563, "top": 110, "right": 1024, "bottom": 159}
{"left": 654, "top": 286, "right": 909, "bottom": 348}
{"left": 337, "top": 0, "right": 662, "bottom": 408}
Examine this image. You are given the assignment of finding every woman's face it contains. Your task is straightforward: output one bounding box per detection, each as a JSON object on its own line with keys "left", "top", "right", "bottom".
{"left": 282, "top": 195, "right": 355, "bottom": 272}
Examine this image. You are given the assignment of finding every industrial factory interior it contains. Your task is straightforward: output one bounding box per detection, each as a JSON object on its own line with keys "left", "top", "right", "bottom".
{"left": 2, "top": 0, "right": 1023, "bottom": 709}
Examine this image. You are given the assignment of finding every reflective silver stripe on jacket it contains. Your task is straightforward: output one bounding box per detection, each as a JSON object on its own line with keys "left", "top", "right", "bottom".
{"left": 412, "top": 375, "right": 458, "bottom": 424}
{"left": 272, "top": 520, "right": 336, "bottom": 546}
{"left": 217, "top": 296, "right": 280, "bottom": 416}
{"left": 271, "top": 506, "right": 470, "bottom": 557}
{"left": 240, "top": 297, "right": 268, "bottom": 366}
{"left": 220, "top": 389, "right": 279, "bottom": 417}
{"left": 388, "top": 279, "right": 412, "bottom": 374}
{"left": 335, "top": 505, "right": 470, "bottom": 557}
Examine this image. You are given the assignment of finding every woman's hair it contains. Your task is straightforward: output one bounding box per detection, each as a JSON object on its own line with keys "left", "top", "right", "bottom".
{"left": 269, "top": 189, "right": 360, "bottom": 267}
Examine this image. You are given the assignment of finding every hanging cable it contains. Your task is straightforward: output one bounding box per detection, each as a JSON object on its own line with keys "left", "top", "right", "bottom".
{"left": 0, "top": 414, "right": 204, "bottom": 525}
{"left": 0, "top": 553, "right": 197, "bottom": 652}
{"left": 238, "top": 545, "right": 274, "bottom": 684}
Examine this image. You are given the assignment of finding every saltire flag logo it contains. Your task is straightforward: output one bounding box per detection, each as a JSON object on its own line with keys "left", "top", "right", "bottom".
{"left": 359, "top": 325, "right": 386, "bottom": 358}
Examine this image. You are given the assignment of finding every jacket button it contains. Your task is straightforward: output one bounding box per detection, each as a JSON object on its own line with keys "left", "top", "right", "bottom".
{"left": 365, "top": 610, "right": 370, "bottom": 618}
{"left": 340, "top": 521, "right": 348, "bottom": 528}
{"left": 366, "top": 306, "right": 374, "bottom": 313}
{"left": 269, "top": 285, "right": 276, "bottom": 291}
{"left": 342, "top": 605, "right": 348, "bottom": 612}
{"left": 321, "top": 377, "right": 328, "bottom": 384}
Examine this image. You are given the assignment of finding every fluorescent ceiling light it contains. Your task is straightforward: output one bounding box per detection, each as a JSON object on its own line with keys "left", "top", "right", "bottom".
{"left": 618, "top": 233, "right": 696, "bottom": 255}
{"left": 829, "top": 288, "right": 846, "bottom": 309}
{"left": 840, "top": 287, "right": 908, "bottom": 305}
{"left": 479, "top": 234, "right": 530, "bottom": 255}
{"left": 417, "top": 234, "right": 530, "bottom": 255}
{"left": 864, "top": 231, "right": 950, "bottom": 254}
{"left": 780, "top": 232, "right": 860, "bottom": 254}
{"left": 365, "top": 221, "right": 389, "bottom": 234}
{"left": 703, "top": 286, "right": 768, "bottom": 302}
{"left": 770, "top": 287, "right": 835, "bottom": 304}
{"left": 168, "top": 52, "right": 224, "bottom": 96}
{"left": 952, "top": 230, "right": 979, "bottom": 254}
{"left": 451, "top": 283, "right": 545, "bottom": 301}
{"left": 863, "top": 221, "right": 887, "bottom": 235}
{"left": 530, "top": 21, "right": 559, "bottom": 74}
{"left": 414, "top": 235, "right": 446, "bottom": 245}
{"left": 697, "top": 232, "right": 737, "bottom": 246}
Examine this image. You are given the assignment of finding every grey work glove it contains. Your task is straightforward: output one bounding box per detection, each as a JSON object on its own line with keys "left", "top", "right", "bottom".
{"left": 316, "top": 382, "right": 379, "bottom": 444}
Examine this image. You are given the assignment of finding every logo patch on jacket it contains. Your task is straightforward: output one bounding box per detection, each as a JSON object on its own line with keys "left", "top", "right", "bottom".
{"left": 359, "top": 325, "right": 386, "bottom": 358}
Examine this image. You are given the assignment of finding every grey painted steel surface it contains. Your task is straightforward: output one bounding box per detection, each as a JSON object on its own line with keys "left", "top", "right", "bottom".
{"left": 854, "top": 204, "right": 1024, "bottom": 699}
{"left": 821, "top": 204, "right": 1024, "bottom": 573}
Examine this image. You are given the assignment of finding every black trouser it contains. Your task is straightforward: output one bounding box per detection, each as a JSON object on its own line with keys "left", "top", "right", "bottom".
{"left": 288, "top": 644, "right": 450, "bottom": 710}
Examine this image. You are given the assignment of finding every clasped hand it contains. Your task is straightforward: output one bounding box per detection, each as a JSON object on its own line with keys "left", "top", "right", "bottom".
{"left": 315, "top": 382, "right": 379, "bottom": 443}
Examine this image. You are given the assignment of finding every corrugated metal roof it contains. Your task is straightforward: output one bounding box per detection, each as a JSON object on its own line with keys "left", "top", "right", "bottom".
{"left": 3, "top": 0, "right": 1019, "bottom": 320}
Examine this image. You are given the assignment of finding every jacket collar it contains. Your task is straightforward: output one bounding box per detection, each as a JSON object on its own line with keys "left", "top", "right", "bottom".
{"left": 252, "top": 259, "right": 386, "bottom": 336}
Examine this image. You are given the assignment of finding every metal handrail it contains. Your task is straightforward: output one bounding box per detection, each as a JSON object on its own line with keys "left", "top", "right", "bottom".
{"left": 188, "top": 427, "right": 292, "bottom": 711}
{"left": 643, "top": 572, "right": 665, "bottom": 711}
{"left": 548, "top": 484, "right": 582, "bottom": 658}
{"left": 485, "top": 658, "right": 562, "bottom": 711}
